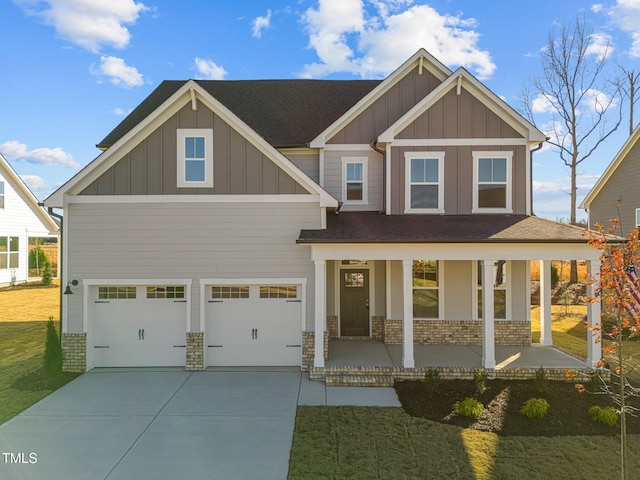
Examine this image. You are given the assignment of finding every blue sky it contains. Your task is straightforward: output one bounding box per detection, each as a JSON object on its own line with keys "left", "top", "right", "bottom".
{"left": 2, "top": 0, "right": 640, "bottom": 221}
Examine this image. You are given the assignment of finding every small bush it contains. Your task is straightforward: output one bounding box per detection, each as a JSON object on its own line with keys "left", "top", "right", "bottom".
{"left": 520, "top": 398, "right": 550, "bottom": 419}
{"left": 474, "top": 369, "right": 487, "bottom": 394}
{"left": 453, "top": 398, "right": 484, "bottom": 420}
{"left": 588, "top": 406, "right": 618, "bottom": 427}
{"left": 424, "top": 368, "right": 440, "bottom": 393}
{"left": 535, "top": 366, "right": 548, "bottom": 393}
{"left": 550, "top": 264, "right": 560, "bottom": 286}
{"left": 43, "top": 317, "right": 63, "bottom": 379}
{"left": 41, "top": 261, "right": 53, "bottom": 286}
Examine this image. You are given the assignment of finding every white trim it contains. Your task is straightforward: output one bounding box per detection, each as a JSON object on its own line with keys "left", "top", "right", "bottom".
{"left": 385, "top": 143, "right": 391, "bottom": 214}
{"left": 314, "top": 260, "right": 326, "bottom": 368}
{"left": 385, "top": 260, "right": 391, "bottom": 320}
{"left": 320, "top": 207, "right": 327, "bottom": 229}
{"left": 404, "top": 152, "right": 445, "bottom": 214}
{"left": 66, "top": 194, "right": 321, "bottom": 204}
{"left": 390, "top": 138, "right": 529, "bottom": 147}
{"left": 481, "top": 260, "right": 496, "bottom": 368}
{"left": 199, "top": 277, "right": 306, "bottom": 286}
{"left": 402, "top": 260, "right": 415, "bottom": 368}
{"left": 525, "top": 145, "right": 532, "bottom": 215}
{"left": 472, "top": 151, "right": 513, "bottom": 214}
{"left": 324, "top": 144, "right": 372, "bottom": 151}
{"left": 277, "top": 147, "right": 318, "bottom": 156}
{"left": 341, "top": 157, "right": 369, "bottom": 205}
{"left": 84, "top": 278, "right": 193, "bottom": 286}
{"left": 319, "top": 148, "right": 325, "bottom": 187}
{"left": 310, "top": 49, "right": 451, "bottom": 148}
{"left": 177, "top": 128, "right": 214, "bottom": 188}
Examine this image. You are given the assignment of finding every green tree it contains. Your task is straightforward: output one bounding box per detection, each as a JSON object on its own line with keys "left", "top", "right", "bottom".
{"left": 43, "top": 317, "right": 63, "bottom": 379}
{"left": 41, "top": 261, "right": 52, "bottom": 286}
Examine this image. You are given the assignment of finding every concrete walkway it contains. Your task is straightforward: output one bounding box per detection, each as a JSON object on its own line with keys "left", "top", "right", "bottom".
{"left": 0, "top": 368, "right": 400, "bottom": 480}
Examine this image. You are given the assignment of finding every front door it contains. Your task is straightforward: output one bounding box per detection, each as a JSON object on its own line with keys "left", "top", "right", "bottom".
{"left": 340, "top": 269, "right": 369, "bottom": 336}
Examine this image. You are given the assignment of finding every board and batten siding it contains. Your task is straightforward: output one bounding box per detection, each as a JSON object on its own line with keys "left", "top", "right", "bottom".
{"left": 65, "top": 201, "right": 321, "bottom": 332}
{"left": 589, "top": 137, "right": 640, "bottom": 232}
{"left": 390, "top": 145, "right": 527, "bottom": 215}
{"left": 323, "top": 150, "right": 383, "bottom": 211}
{"left": 327, "top": 68, "right": 442, "bottom": 145}
{"left": 80, "top": 101, "right": 307, "bottom": 196}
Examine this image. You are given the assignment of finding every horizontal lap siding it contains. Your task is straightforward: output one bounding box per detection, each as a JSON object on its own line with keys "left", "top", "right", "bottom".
{"left": 65, "top": 202, "right": 321, "bottom": 332}
{"left": 324, "top": 150, "right": 383, "bottom": 211}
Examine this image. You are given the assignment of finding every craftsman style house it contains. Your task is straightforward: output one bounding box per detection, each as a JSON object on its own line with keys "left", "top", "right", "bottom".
{"left": 582, "top": 124, "right": 640, "bottom": 234}
{"left": 0, "top": 153, "right": 58, "bottom": 285}
{"left": 45, "top": 50, "right": 602, "bottom": 379}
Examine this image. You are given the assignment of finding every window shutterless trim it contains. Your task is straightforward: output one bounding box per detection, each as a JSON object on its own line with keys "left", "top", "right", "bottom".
{"left": 404, "top": 152, "right": 445, "bottom": 214}
{"left": 177, "top": 129, "right": 213, "bottom": 188}
{"left": 341, "top": 157, "right": 368, "bottom": 205}
{"left": 472, "top": 151, "right": 513, "bottom": 213}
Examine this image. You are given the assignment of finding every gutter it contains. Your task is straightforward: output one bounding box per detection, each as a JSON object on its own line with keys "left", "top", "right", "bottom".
{"left": 42, "top": 204, "right": 64, "bottom": 343}
{"left": 370, "top": 139, "right": 386, "bottom": 214}
{"left": 529, "top": 140, "right": 547, "bottom": 215}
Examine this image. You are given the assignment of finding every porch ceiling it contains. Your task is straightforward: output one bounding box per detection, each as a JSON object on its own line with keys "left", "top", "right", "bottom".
{"left": 299, "top": 212, "right": 592, "bottom": 244}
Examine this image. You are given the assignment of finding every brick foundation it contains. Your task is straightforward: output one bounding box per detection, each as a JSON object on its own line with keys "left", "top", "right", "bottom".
{"left": 61, "top": 333, "right": 86, "bottom": 372}
{"left": 328, "top": 316, "right": 339, "bottom": 339}
{"left": 301, "top": 331, "right": 329, "bottom": 371}
{"left": 383, "top": 319, "right": 531, "bottom": 346}
{"left": 186, "top": 332, "right": 204, "bottom": 371}
{"left": 371, "top": 315, "right": 384, "bottom": 340}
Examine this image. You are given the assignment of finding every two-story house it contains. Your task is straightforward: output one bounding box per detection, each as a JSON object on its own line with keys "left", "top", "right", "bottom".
{"left": 581, "top": 124, "right": 640, "bottom": 234}
{"left": 45, "top": 50, "right": 602, "bottom": 381}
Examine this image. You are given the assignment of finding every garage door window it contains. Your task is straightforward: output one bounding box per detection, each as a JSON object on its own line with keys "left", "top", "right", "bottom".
{"left": 259, "top": 285, "right": 298, "bottom": 299}
{"left": 147, "top": 286, "right": 185, "bottom": 299}
{"left": 98, "top": 286, "right": 136, "bottom": 299}
{"left": 211, "top": 286, "right": 249, "bottom": 299}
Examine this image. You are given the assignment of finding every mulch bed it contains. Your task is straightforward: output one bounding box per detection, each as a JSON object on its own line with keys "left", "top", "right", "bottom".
{"left": 395, "top": 378, "right": 640, "bottom": 436}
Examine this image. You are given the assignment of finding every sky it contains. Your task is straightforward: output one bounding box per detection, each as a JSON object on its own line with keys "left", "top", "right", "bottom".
{"left": 2, "top": 0, "right": 640, "bottom": 221}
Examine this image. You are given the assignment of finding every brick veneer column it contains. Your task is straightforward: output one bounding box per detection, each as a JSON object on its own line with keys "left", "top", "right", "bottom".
{"left": 61, "top": 333, "right": 86, "bottom": 372}
{"left": 186, "top": 332, "right": 204, "bottom": 371}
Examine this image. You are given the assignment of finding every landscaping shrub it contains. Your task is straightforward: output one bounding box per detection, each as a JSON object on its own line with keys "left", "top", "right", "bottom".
{"left": 520, "top": 398, "right": 550, "bottom": 419}
{"left": 43, "top": 317, "right": 62, "bottom": 379}
{"left": 551, "top": 264, "right": 560, "bottom": 286}
{"left": 588, "top": 406, "right": 618, "bottom": 427}
{"left": 453, "top": 398, "right": 484, "bottom": 420}
{"left": 424, "top": 368, "right": 440, "bottom": 393}
{"left": 474, "top": 369, "right": 487, "bottom": 394}
{"left": 41, "top": 261, "right": 53, "bottom": 286}
{"left": 535, "top": 366, "right": 548, "bottom": 393}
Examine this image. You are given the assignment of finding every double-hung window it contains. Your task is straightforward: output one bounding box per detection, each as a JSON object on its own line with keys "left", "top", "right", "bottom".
{"left": 0, "top": 181, "right": 4, "bottom": 209}
{"left": 177, "top": 129, "right": 213, "bottom": 188}
{"left": 0, "top": 237, "right": 19, "bottom": 269}
{"left": 342, "top": 157, "right": 368, "bottom": 204}
{"left": 412, "top": 260, "right": 441, "bottom": 319}
{"left": 472, "top": 151, "right": 512, "bottom": 213}
{"left": 475, "top": 260, "right": 508, "bottom": 320}
{"left": 405, "top": 152, "right": 444, "bottom": 213}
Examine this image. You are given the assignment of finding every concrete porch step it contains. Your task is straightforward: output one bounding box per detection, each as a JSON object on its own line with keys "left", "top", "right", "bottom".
{"left": 325, "top": 374, "right": 395, "bottom": 387}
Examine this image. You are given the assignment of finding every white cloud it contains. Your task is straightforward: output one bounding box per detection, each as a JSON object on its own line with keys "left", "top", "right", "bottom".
{"left": 252, "top": 9, "right": 272, "bottom": 38}
{"left": 531, "top": 93, "right": 556, "bottom": 114}
{"left": 532, "top": 174, "right": 597, "bottom": 221}
{"left": 584, "top": 87, "right": 618, "bottom": 113}
{"left": 194, "top": 57, "right": 228, "bottom": 80}
{"left": 0, "top": 140, "right": 79, "bottom": 169}
{"left": 113, "top": 107, "right": 127, "bottom": 115}
{"left": 592, "top": 3, "right": 604, "bottom": 13}
{"left": 607, "top": 0, "right": 640, "bottom": 57}
{"left": 300, "top": 0, "right": 496, "bottom": 79}
{"left": 586, "top": 32, "right": 613, "bottom": 60}
{"left": 14, "top": 0, "right": 147, "bottom": 53}
{"left": 20, "top": 174, "right": 51, "bottom": 198}
{"left": 91, "top": 55, "right": 144, "bottom": 88}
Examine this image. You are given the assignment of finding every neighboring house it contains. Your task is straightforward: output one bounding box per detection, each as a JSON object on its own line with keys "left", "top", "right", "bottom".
{"left": 45, "top": 49, "right": 602, "bottom": 377}
{"left": 0, "top": 153, "right": 59, "bottom": 285}
{"left": 581, "top": 124, "right": 640, "bottom": 234}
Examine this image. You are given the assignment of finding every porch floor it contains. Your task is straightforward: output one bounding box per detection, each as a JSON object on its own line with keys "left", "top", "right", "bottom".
{"left": 326, "top": 340, "right": 588, "bottom": 370}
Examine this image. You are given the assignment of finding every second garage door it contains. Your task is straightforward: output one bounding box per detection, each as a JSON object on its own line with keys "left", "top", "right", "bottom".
{"left": 205, "top": 283, "right": 302, "bottom": 366}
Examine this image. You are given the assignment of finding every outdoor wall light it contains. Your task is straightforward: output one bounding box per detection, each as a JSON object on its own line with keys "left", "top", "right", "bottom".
{"left": 64, "top": 279, "right": 79, "bottom": 295}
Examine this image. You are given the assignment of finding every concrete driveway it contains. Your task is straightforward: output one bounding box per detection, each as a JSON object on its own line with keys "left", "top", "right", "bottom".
{"left": 0, "top": 368, "right": 400, "bottom": 480}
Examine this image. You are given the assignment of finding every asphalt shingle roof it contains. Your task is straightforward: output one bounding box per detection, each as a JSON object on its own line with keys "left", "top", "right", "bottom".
{"left": 97, "top": 79, "right": 382, "bottom": 150}
{"left": 297, "top": 212, "right": 593, "bottom": 243}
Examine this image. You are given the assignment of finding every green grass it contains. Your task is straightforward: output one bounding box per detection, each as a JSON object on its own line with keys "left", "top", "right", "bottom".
{"left": 288, "top": 406, "right": 640, "bottom": 479}
{"left": 0, "top": 321, "right": 80, "bottom": 425}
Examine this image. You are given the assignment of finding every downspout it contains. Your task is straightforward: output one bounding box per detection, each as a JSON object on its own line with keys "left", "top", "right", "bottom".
{"left": 43, "top": 204, "right": 64, "bottom": 343}
{"left": 370, "top": 138, "right": 386, "bottom": 214}
{"left": 529, "top": 139, "right": 547, "bottom": 215}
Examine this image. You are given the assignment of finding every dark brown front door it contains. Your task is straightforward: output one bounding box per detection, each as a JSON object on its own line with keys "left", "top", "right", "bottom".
{"left": 340, "top": 269, "right": 369, "bottom": 336}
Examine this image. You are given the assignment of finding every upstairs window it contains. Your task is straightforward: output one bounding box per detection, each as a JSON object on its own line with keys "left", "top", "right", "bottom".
{"left": 405, "top": 152, "right": 444, "bottom": 213}
{"left": 341, "top": 157, "right": 368, "bottom": 204}
{"left": 472, "top": 151, "right": 512, "bottom": 213}
{"left": 177, "top": 129, "right": 213, "bottom": 188}
{"left": 0, "top": 181, "right": 4, "bottom": 208}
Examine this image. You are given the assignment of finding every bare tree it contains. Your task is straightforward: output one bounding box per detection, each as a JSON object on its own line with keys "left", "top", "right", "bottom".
{"left": 522, "top": 17, "right": 622, "bottom": 282}
{"left": 615, "top": 64, "right": 640, "bottom": 135}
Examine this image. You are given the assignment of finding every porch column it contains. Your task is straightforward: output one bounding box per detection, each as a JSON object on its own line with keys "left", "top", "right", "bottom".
{"left": 586, "top": 259, "right": 602, "bottom": 368}
{"left": 314, "top": 259, "right": 326, "bottom": 368}
{"left": 481, "top": 260, "right": 496, "bottom": 368}
{"left": 539, "top": 260, "right": 553, "bottom": 346}
{"left": 402, "top": 260, "right": 415, "bottom": 368}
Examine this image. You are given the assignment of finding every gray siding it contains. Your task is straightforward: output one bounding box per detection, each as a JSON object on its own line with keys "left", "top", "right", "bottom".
{"left": 390, "top": 145, "right": 527, "bottom": 214}
{"left": 443, "top": 261, "right": 473, "bottom": 319}
{"left": 510, "top": 261, "right": 528, "bottom": 321}
{"left": 81, "top": 101, "right": 307, "bottom": 196}
{"left": 589, "top": 138, "right": 640, "bottom": 233}
{"left": 324, "top": 150, "right": 384, "bottom": 211}
{"left": 398, "top": 88, "right": 523, "bottom": 139}
{"left": 327, "top": 68, "right": 442, "bottom": 144}
{"left": 65, "top": 201, "right": 321, "bottom": 332}
{"left": 281, "top": 151, "right": 320, "bottom": 184}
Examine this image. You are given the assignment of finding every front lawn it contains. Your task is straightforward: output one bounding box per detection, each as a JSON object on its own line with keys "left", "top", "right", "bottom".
{"left": 288, "top": 406, "right": 640, "bottom": 479}
{"left": 0, "top": 280, "right": 60, "bottom": 321}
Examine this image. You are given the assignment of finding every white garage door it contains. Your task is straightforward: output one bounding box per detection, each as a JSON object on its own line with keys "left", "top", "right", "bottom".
{"left": 93, "top": 285, "right": 188, "bottom": 367}
{"left": 206, "top": 284, "right": 302, "bottom": 366}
